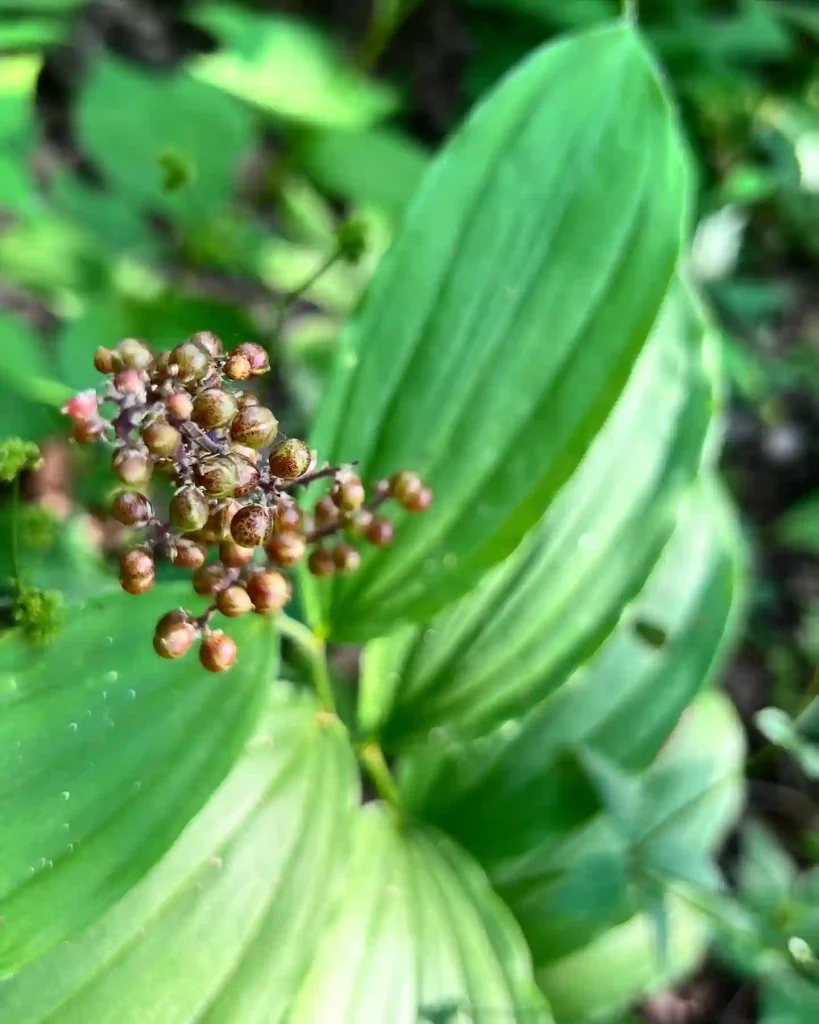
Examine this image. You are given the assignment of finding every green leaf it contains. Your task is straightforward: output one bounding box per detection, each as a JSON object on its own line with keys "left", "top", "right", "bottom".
{"left": 755, "top": 706, "right": 819, "bottom": 779}
{"left": 738, "top": 822, "right": 798, "bottom": 918}
{"left": 0, "top": 685, "right": 358, "bottom": 1020}
{"left": 191, "top": 4, "right": 395, "bottom": 128}
{"left": 776, "top": 493, "right": 819, "bottom": 553}
{"left": 0, "top": 16, "right": 64, "bottom": 51}
{"left": 76, "top": 57, "right": 254, "bottom": 225}
{"left": 309, "top": 23, "right": 691, "bottom": 640}
{"left": 0, "top": 583, "right": 278, "bottom": 974}
{"left": 359, "top": 285, "right": 714, "bottom": 744}
{"left": 289, "top": 803, "right": 553, "bottom": 1023}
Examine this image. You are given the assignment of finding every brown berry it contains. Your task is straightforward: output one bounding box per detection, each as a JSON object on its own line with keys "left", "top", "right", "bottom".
{"left": 308, "top": 547, "right": 336, "bottom": 577}
{"left": 121, "top": 571, "right": 155, "bottom": 595}
{"left": 233, "top": 342, "right": 270, "bottom": 376}
{"left": 268, "top": 438, "right": 311, "bottom": 481}
{"left": 171, "top": 538, "right": 206, "bottom": 569}
{"left": 230, "top": 504, "right": 270, "bottom": 547}
{"left": 188, "top": 331, "right": 223, "bottom": 358}
{"left": 153, "top": 613, "right": 196, "bottom": 659}
{"left": 205, "top": 500, "right": 239, "bottom": 542}
{"left": 331, "top": 475, "right": 365, "bottom": 512}
{"left": 272, "top": 502, "right": 304, "bottom": 534}
{"left": 332, "top": 542, "right": 361, "bottom": 574}
{"left": 366, "top": 516, "right": 395, "bottom": 548}
{"left": 230, "top": 405, "right": 278, "bottom": 450}
{"left": 216, "top": 585, "right": 253, "bottom": 618}
{"left": 120, "top": 547, "right": 154, "bottom": 579}
{"left": 142, "top": 421, "right": 182, "bottom": 458}
{"left": 192, "top": 562, "right": 232, "bottom": 597}
{"left": 94, "top": 346, "right": 115, "bottom": 374}
{"left": 314, "top": 496, "right": 339, "bottom": 529}
{"left": 264, "top": 531, "right": 306, "bottom": 567}
{"left": 115, "top": 338, "right": 154, "bottom": 373}
{"left": 345, "top": 508, "right": 373, "bottom": 537}
{"left": 169, "top": 485, "right": 210, "bottom": 532}
{"left": 219, "top": 538, "right": 255, "bottom": 568}
{"left": 199, "top": 630, "right": 238, "bottom": 672}
{"left": 195, "top": 455, "right": 238, "bottom": 498}
{"left": 166, "top": 392, "right": 194, "bottom": 420}
{"left": 405, "top": 486, "right": 433, "bottom": 513}
{"left": 112, "top": 448, "right": 152, "bottom": 487}
{"left": 224, "top": 353, "right": 252, "bottom": 380}
{"left": 170, "top": 341, "right": 211, "bottom": 383}
{"left": 246, "top": 569, "right": 289, "bottom": 614}
{"left": 192, "top": 388, "right": 238, "bottom": 430}
{"left": 390, "top": 471, "right": 422, "bottom": 507}
{"left": 72, "top": 418, "right": 105, "bottom": 444}
{"left": 231, "top": 454, "right": 260, "bottom": 498}
{"left": 112, "top": 491, "right": 153, "bottom": 526}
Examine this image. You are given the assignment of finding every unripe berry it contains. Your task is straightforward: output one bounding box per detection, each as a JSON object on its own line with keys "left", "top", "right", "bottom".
{"left": 331, "top": 475, "right": 365, "bottom": 512}
{"left": 268, "top": 438, "right": 311, "bottom": 480}
{"left": 113, "top": 368, "right": 145, "bottom": 396}
{"left": 72, "top": 418, "right": 105, "bottom": 444}
{"left": 195, "top": 455, "right": 238, "bottom": 498}
{"left": 308, "top": 547, "right": 336, "bottom": 577}
{"left": 171, "top": 538, "right": 206, "bottom": 569}
{"left": 94, "top": 346, "right": 115, "bottom": 374}
{"left": 169, "top": 485, "right": 210, "bottom": 532}
{"left": 115, "top": 338, "right": 154, "bottom": 373}
{"left": 237, "top": 392, "right": 259, "bottom": 409}
{"left": 332, "top": 542, "right": 361, "bottom": 573}
{"left": 206, "top": 499, "right": 239, "bottom": 542}
{"left": 121, "top": 570, "right": 155, "bottom": 595}
{"left": 192, "top": 388, "right": 238, "bottom": 430}
{"left": 246, "top": 569, "right": 289, "bottom": 614}
{"left": 192, "top": 562, "right": 232, "bottom": 597}
{"left": 199, "top": 630, "right": 238, "bottom": 672}
{"left": 112, "top": 448, "right": 152, "bottom": 487}
{"left": 142, "top": 421, "right": 182, "bottom": 458}
{"left": 120, "top": 547, "right": 154, "bottom": 579}
{"left": 112, "top": 491, "right": 153, "bottom": 526}
{"left": 230, "top": 405, "right": 278, "bottom": 449}
{"left": 345, "top": 508, "right": 373, "bottom": 537}
{"left": 166, "top": 391, "right": 193, "bottom": 421}
{"left": 264, "top": 531, "right": 306, "bottom": 567}
{"left": 224, "top": 353, "right": 252, "bottom": 380}
{"left": 230, "top": 443, "right": 260, "bottom": 465}
{"left": 153, "top": 614, "right": 196, "bottom": 659}
{"left": 219, "top": 538, "right": 255, "bottom": 568}
{"left": 170, "top": 341, "right": 211, "bottom": 383}
{"left": 231, "top": 454, "right": 260, "bottom": 498}
{"left": 63, "top": 392, "right": 98, "bottom": 421}
{"left": 271, "top": 502, "right": 304, "bottom": 534}
{"left": 366, "top": 516, "right": 395, "bottom": 548}
{"left": 390, "top": 471, "right": 422, "bottom": 507}
{"left": 216, "top": 585, "right": 253, "bottom": 618}
{"left": 233, "top": 342, "right": 270, "bottom": 376}
{"left": 314, "top": 496, "right": 339, "bottom": 529}
{"left": 230, "top": 504, "right": 270, "bottom": 547}
{"left": 403, "top": 485, "right": 433, "bottom": 512}
{"left": 187, "top": 330, "right": 223, "bottom": 358}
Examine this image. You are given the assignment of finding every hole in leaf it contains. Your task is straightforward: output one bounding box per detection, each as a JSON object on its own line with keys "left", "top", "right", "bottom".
{"left": 633, "top": 618, "right": 669, "bottom": 649}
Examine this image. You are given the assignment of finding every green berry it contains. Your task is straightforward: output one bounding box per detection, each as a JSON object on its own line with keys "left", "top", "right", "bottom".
{"left": 115, "top": 338, "right": 154, "bottom": 372}
{"left": 268, "top": 438, "right": 311, "bottom": 480}
{"left": 230, "top": 504, "right": 270, "bottom": 547}
{"left": 230, "top": 405, "right": 278, "bottom": 449}
{"left": 169, "top": 485, "right": 210, "bottom": 532}
{"left": 142, "top": 421, "right": 181, "bottom": 458}
{"left": 170, "top": 341, "right": 212, "bottom": 383}
{"left": 192, "top": 388, "right": 238, "bottom": 430}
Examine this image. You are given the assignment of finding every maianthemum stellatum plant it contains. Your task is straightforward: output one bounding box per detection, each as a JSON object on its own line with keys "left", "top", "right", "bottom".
{"left": 0, "top": 18, "right": 749, "bottom": 1024}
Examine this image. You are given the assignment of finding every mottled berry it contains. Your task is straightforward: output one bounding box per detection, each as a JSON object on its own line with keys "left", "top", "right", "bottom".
{"left": 115, "top": 338, "right": 154, "bottom": 373}
{"left": 94, "top": 346, "right": 115, "bottom": 374}
{"left": 230, "top": 443, "right": 260, "bottom": 465}
{"left": 237, "top": 392, "right": 259, "bottom": 409}
{"left": 192, "top": 388, "right": 238, "bottom": 430}
{"left": 169, "top": 485, "right": 210, "bottom": 532}
{"left": 153, "top": 614, "right": 196, "bottom": 659}
{"left": 224, "top": 353, "right": 252, "bottom": 380}
{"left": 112, "top": 491, "right": 153, "bottom": 526}
{"left": 390, "top": 471, "right": 422, "bottom": 507}
{"left": 195, "top": 455, "right": 238, "bottom": 498}
{"left": 166, "top": 391, "right": 193, "bottom": 420}
{"left": 366, "top": 516, "right": 395, "bottom": 548}
{"left": 188, "top": 330, "right": 222, "bottom": 358}
{"left": 314, "top": 496, "right": 339, "bottom": 529}
{"left": 233, "top": 342, "right": 270, "bottom": 376}
{"left": 230, "top": 405, "right": 278, "bottom": 449}
{"left": 332, "top": 542, "right": 361, "bottom": 573}
{"left": 120, "top": 547, "right": 154, "bottom": 580}
{"left": 271, "top": 502, "right": 304, "bottom": 534}
{"left": 112, "top": 448, "right": 152, "bottom": 487}
{"left": 170, "top": 341, "right": 211, "bottom": 383}
{"left": 230, "top": 504, "right": 270, "bottom": 547}
{"left": 142, "top": 421, "right": 181, "bottom": 458}
{"left": 193, "top": 562, "right": 232, "bottom": 597}
{"left": 231, "top": 454, "right": 260, "bottom": 498}
{"left": 268, "top": 438, "right": 311, "bottom": 480}
{"left": 404, "top": 485, "right": 433, "bottom": 513}
{"left": 171, "top": 538, "right": 206, "bottom": 569}
{"left": 199, "top": 630, "right": 238, "bottom": 672}
{"left": 205, "top": 500, "right": 239, "bottom": 542}
{"left": 331, "top": 475, "right": 365, "bottom": 512}
{"left": 246, "top": 569, "right": 289, "bottom": 615}
{"left": 264, "top": 531, "right": 306, "bottom": 567}
{"left": 216, "top": 585, "right": 253, "bottom": 618}
{"left": 219, "top": 538, "right": 255, "bottom": 568}
{"left": 121, "top": 570, "right": 155, "bottom": 595}
{"left": 308, "top": 547, "right": 336, "bottom": 578}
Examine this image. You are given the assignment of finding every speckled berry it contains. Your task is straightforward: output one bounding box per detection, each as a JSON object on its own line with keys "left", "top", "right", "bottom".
{"left": 231, "top": 454, "right": 260, "bottom": 498}
{"left": 195, "top": 455, "right": 238, "bottom": 498}
{"left": 264, "top": 531, "right": 306, "bottom": 567}
{"left": 112, "top": 448, "right": 152, "bottom": 487}
{"left": 169, "top": 485, "right": 209, "bottom": 532}
{"left": 230, "top": 405, "right": 278, "bottom": 450}
{"left": 170, "top": 341, "right": 211, "bottom": 383}
{"left": 230, "top": 504, "right": 270, "bottom": 547}
{"left": 224, "top": 353, "right": 252, "bottom": 380}
{"left": 216, "top": 585, "right": 253, "bottom": 618}
{"left": 268, "top": 438, "right": 311, "bottom": 480}
{"left": 192, "top": 562, "right": 232, "bottom": 598}
{"left": 192, "top": 388, "right": 238, "bottom": 430}
{"left": 142, "top": 421, "right": 181, "bottom": 458}
{"left": 112, "top": 491, "right": 153, "bottom": 526}
{"left": 246, "top": 569, "right": 289, "bottom": 615}
{"left": 233, "top": 342, "right": 269, "bottom": 376}
{"left": 199, "top": 630, "right": 238, "bottom": 672}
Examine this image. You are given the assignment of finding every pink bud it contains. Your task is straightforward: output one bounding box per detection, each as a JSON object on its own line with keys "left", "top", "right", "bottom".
{"left": 113, "top": 368, "right": 145, "bottom": 396}
{"left": 62, "top": 391, "right": 98, "bottom": 421}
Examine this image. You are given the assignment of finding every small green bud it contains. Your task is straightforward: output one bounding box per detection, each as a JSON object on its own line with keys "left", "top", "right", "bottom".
{"left": 336, "top": 219, "right": 367, "bottom": 264}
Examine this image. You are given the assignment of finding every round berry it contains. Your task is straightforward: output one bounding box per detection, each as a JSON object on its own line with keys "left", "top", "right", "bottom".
{"left": 404, "top": 485, "right": 433, "bottom": 513}
{"left": 308, "top": 547, "right": 336, "bottom": 578}
{"left": 94, "top": 346, "right": 115, "bottom": 374}
{"left": 331, "top": 475, "right": 365, "bottom": 512}
{"left": 192, "top": 388, "right": 238, "bottom": 430}
{"left": 204, "top": 500, "right": 239, "bottom": 542}
{"left": 166, "top": 392, "right": 193, "bottom": 421}
{"left": 153, "top": 614, "right": 196, "bottom": 660}
{"left": 231, "top": 454, "right": 260, "bottom": 498}
{"left": 112, "top": 448, "right": 152, "bottom": 487}
{"left": 112, "top": 491, "right": 153, "bottom": 527}
{"left": 345, "top": 508, "right": 373, "bottom": 537}
{"left": 121, "top": 570, "right": 155, "bottom": 595}
{"left": 230, "top": 443, "right": 260, "bottom": 465}
{"left": 63, "top": 392, "right": 98, "bottom": 421}
{"left": 268, "top": 438, "right": 311, "bottom": 480}
{"left": 169, "top": 485, "right": 210, "bottom": 532}
{"left": 237, "top": 392, "right": 259, "bottom": 409}
{"left": 216, "top": 585, "right": 253, "bottom": 618}
{"left": 113, "top": 369, "right": 145, "bottom": 396}
{"left": 230, "top": 504, "right": 270, "bottom": 547}
{"left": 224, "top": 353, "right": 252, "bottom": 380}
{"left": 366, "top": 516, "right": 395, "bottom": 548}
{"left": 332, "top": 542, "right": 361, "bottom": 573}
{"left": 219, "top": 538, "right": 255, "bottom": 568}
{"left": 187, "top": 331, "right": 223, "bottom": 358}
{"left": 115, "top": 338, "right": 154, "bottom": 373}
{"left": 195, "top": 455, "right": 238, "bottom": 498}
{"left": 142, "top": 421, "right": 181, "bottom": 458}
{"left": 170, "top": 341, "right": 212, "bottom": 383}
{"left": 246, "top": 569, "right": 289, "bottom": 615}
{"left": 271, "top": 502, "right": 304, "bottom": 534}
{"left": 171, "top": 538, "right": 206, "bottom": 569}
{"left": 233, "top": 342, "right": 270, "bottom": 376}
{"left": 120, "top": 547, "right": 154, "bottom": 579}
{"left": 264, "top": 531, "right": 306, "bottom": 567}
{"left": 390, "top": 471, "right": 422, "bottom": 507}
{"left": 72, "top": 418, "right": 105, "bottom": 444}
{"left": 199, "top": 630, "right": 238, "bottom": 672}
{"left": 192, "top": 562, "right": 232, "bottom": 598}
{"left": 230, "top": 405, "right": 278, "bottom": 449}
{"left": 314, "top": 496, "right": 339, "bottom": 529}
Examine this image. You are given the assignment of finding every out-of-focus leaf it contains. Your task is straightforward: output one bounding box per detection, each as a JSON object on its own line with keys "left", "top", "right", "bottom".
{"left": 0, "top": 685, "right": 358, "bottom": 1021}
{"left": 308, "top": 24, "right": 690, "bottom": 641}
{"left": 0, "top": 311, "right": 72, "bottom": 410}
{"left": 191, "top": 3, "right": 395, "bottom": 128}
{"left": 0, "top": 583, "right": 278, "bottom": 974}
{"left": 738, "top": 822, "right": 798, "bottom": 918}
{"left": 776, "top": 493, "right": 819, "bottom": 553}
{"left": 755, "top": 706, "right": 819, "bottom": 779}
{"left": 0, "top": 16, "right": 64, "bottom": 51}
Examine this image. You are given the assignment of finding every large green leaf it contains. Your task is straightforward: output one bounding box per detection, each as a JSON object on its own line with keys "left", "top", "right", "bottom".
{"left": 359, "top": 284, "right": 714, "bottom": 745}
{"left": 290, "top": 803, "right": 553, "bottom": 1023}
{"left": 308, "top": 23, "right": 690, "bottom": 640}
{"left": 0, "top": 685, "right": 357, "bottom": 1021}
{"left": 0, "top": 583, "right": 278, "bottom": 974}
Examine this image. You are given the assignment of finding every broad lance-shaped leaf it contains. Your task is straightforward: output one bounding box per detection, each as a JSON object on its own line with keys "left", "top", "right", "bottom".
{"left": 0, "top": 583, "right": 278, "bottom": 975}
{"left": 0, "top": 686, "right": 358, "bottom": 1022}
{"left": 397, "top": 478, "right": 745, "bottom": 869}
{"left": 359, "top": 283, "right": 714, "bottom": 745}
{"left": 308, "top": 22, "right": 691, "bottom": 640}
{"left": 289, "top": 803, "right": 553, "bottom": 1024}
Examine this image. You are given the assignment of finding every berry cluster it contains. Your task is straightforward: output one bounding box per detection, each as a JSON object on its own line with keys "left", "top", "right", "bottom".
{"left": 63, "top": 333, "right": 432, "bottom": 672}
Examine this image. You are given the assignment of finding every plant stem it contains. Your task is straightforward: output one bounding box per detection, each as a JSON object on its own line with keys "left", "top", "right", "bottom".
{"left": 359, "top": 741, "right": 402, "bottom": 810}
{"left": 622, "top": 0, "right": 638, "bottom": 20}
{"left": 278, "top": 613, "right": 336, "bottom": 712}
{"left": 272, "top": 245, "right": 343, "bottom": 340}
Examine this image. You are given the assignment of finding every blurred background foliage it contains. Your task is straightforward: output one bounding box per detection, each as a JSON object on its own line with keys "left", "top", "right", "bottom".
{"left": 1, "top": 0, "right": 819, "bottom": 1019}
